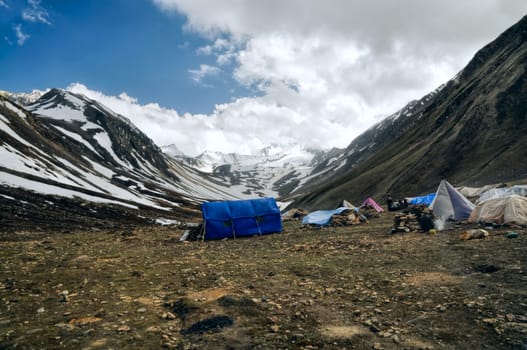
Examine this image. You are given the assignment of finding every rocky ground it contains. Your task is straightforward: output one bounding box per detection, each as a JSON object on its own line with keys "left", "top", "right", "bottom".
{"left": 0, "top": 212, "right": 526, "bottom": 349}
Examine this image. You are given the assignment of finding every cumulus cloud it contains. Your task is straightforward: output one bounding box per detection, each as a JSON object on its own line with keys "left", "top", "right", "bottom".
{"left": 22, "top": 0, "right": 51, "bottom": 25}
{"left": 14, "top": 24, "right": 29, "bottom": 45}
{"left": 67, "top": 83, "right": 248, "bottom": 156}
{"left": 68, "top": 82, "right": 367, "bottom": 157}
{"left": 147, "top": 0, "right": 527, "bottom": 155}
{"left": 188, "top": 64, "right": 221, "bottom": 85}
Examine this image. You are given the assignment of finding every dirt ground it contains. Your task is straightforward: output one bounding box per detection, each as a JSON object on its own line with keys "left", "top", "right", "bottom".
{"left": 0, "top": 212, "right": 526, "bottom": 349}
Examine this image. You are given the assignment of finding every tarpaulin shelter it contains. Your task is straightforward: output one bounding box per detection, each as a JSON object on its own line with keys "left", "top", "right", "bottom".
{"left": 429, "top": 180, "right": 475, "bottom": 230}
{"left": 361, "top": 197, "right": 384, "bottom": 212}
{"left": 339, "top": 200, "right": 357, "bottom": 209}
{"left": 407, "top": 193, "right": 436, "bottom": 206}
{"left": 477, "top": 185, "right": 527, "bottom": 204}
{"left": 302, "top": 207, "right": 357, "bottom": 226}
{"left": 201, "top": 198, "right": 282, "bottom": 240}
{"left": 468, "top": 195, "right": 527, "bottom": 225}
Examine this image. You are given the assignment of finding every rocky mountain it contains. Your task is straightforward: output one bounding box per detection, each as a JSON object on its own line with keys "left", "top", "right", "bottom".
{"left": 3, "top": 15, "right": 527, "bottom": 226}
{"left": 0, "top": 89, "right": 248, "bottom": 231}
{"left": 162, "top": 144, "right": 330, "bottom": 199}
{"left": 0, "top": 89, "right": 47, "bottom": 105}
{"left": 286, "top": 14, "right": 527, "bottom": 210}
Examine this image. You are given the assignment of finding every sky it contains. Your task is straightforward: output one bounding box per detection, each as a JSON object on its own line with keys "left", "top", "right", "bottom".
{"left": 1, "top": 1, "right": 526, "bottom": 156}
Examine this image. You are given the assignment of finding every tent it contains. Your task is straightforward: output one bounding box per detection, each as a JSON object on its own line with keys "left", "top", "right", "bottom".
{"left": 429, "top": 180, "right": 475, "bottom": 230}
{"left": 468, "top": 195, "right": 527, "bottom": 225}
{"left": 340, "top": 200, "right": 357, "bottom": 209}
{"left": 407, "top": 193, "right": 436, "bottom": 206}
{"left": 477, "top": 185, "right": 527, "bottom": 204}
{"left": 201, "top": 197, "right": 282, "bottom": 240}
{"left": 361, "top": 197, "right": 384, "bottom": 212}
{"left": 302, "top": 207, "right": 356, "bottom": 226}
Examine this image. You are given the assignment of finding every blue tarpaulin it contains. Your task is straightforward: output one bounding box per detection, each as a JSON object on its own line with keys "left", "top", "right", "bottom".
{"left": 408, "top": 193, "right": 436, "bottom": 206}
{"left": 302, "top": 207, "right": 356, "bottom": 226}
{"left": 201, "top": 197, "right": 282, "bottom": 240}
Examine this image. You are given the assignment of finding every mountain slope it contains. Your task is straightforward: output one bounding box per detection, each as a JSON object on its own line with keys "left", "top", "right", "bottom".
{"left": 163, "top": 145, "right": 332, "bottom": 199}
{"left": 287, "top": 15, "right": 527, "bottom": 210}
{"left": 0, "top": 90, "right": 250, "bottom": 230}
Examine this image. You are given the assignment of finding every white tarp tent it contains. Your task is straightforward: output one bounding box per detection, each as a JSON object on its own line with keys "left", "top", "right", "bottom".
{"left": 429, "top": 180, "right": 475, "bottom": 230}
{"left": 477, "top": 185, "right": 527, "bottom": 204}
{"left": 468, "top": 195, "right": 527, "bottom": 225}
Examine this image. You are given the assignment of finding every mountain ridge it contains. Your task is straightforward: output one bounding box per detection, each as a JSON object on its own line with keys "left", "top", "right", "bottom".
{"left": 284, "top": 14, "right": 527, "bottom": 210}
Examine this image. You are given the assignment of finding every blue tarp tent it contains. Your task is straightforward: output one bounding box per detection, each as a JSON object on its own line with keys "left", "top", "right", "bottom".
{"left": 408, "top": 193, "right": 436, "bottom": 206}
{"left": 302, "top": 207, "right": 356, "bottom": 226}
{"left": 201, "top": 197, "right": 282, "bottom": 240}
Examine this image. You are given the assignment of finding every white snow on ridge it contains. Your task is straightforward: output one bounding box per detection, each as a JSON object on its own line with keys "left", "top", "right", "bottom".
{"left": 32, "top": 103, "right": 86, "bottom": 121}
{"left": 1, "top": 100, "right": 27, "bottom": 119}
{"left": 84, "top": 158, "right": 114, "bottom": 178}
{"left": 54, "top": 157, "right": 178, "bottom": 210}
{"left": 0, "top": 171, "right": 140, "bottom": 209}
{"left": 64, "top": 93, "right": 85, "bottom": 110}
{"left": 93, "top": 131, "right": 130, "bottom": 168}
{"left": 52, "top": 125, "right": 100, "bottom": 155}
{"left": 0, "top": 117, "right": 34, "bottom": 148}
{"left": 0, "top": 194, "right": 16, "bottom": 201}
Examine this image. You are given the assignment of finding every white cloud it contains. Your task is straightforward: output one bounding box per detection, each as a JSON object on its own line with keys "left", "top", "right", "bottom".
{"left": 188, "top": 64, "right": 221, "bottom": 85}
{"left": 67, "top": 83, "right": 232, "bottom": 156}
{"left": 14, "top": 24, "right": 29, "bottom": 45}
{"left": 0, "top": 1, "right": 8, "bottom": 8}
{"left": 147, "top": 1, "right": 527, "bottom": 156}
{"left": 22, "top": 0, "right": 51, "bottom": 25}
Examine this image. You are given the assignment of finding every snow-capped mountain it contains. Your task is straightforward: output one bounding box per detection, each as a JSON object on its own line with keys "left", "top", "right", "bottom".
{"left": 0, "top": 89, "right": 258, "bottom": 230}
{"left": 0, "top": 89, "right": 48, "bottom": 105}
{"left": 162, "top": 144, "right": 329, "bottom": 199}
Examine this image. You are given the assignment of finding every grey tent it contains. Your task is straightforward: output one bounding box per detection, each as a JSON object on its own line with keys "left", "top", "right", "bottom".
{"left": 429, "top": 180, "right": 475, "bottom": 230}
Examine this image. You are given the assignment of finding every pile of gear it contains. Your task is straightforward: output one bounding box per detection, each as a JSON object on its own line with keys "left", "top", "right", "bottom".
{"left": 392, "top": 205, "right": 435, "bottom": 233}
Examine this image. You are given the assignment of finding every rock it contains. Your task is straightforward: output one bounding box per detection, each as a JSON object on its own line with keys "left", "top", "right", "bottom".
{"left": 459, "top": 229, "right": 489, "bottom": 240}
{"left": 37, "top": 307, "right": 45, "bottom": 314}
{"left": 137, "top": 307, "right": 147, "bottom": 313}
{"left": 26, "top": 328, "right": 43, "bottom": 335}
{"left": 392, "top": 334, "right": 401, "bottom": 344}
{"left": 117, "top": 325, "right": 131, "bottom": 332}
{"left": 55, "top": 322, "right": 75, "bottom": 331}
{"left": 369, "top": 323, "right": 381, "bottom": 333}
{"left": 60, "top": 290, "right": 69, "bottom": 302}
{"left": 146, "top": 326, "right": 161, "bottom": 332}
{"left": 162, "top": 312, "right": 176, "bottom": 320}
{"left": 482, "top": 318, "right": 498, "bottom": 325}
{"left": 270, "top": 325, "right": 280, "bottom": 333}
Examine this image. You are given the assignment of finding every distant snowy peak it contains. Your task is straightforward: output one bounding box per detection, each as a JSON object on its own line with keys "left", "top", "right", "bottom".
{"left": 162, "top": 144, "right": 327, "bottom": 198}
{"left": 162, "top": 144, "right": 187, "bottom": 158}
{"left": 186, "top": 145, "right": 321, "bottom": 173}
{"left": 0, "top": 89, "right": 48, "bottom": 106}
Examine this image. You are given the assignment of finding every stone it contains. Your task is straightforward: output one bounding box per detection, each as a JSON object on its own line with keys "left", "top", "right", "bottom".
{"left": 117, "top": 325, "right": 131, "bottom": 332}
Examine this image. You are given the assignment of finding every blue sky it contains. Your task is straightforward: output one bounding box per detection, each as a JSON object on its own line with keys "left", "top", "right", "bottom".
{"left": 1, "top": 1, "right": 526, "bottom": 155}
{"left": 0, "top": 0, "right": 247, "bottom": 113}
